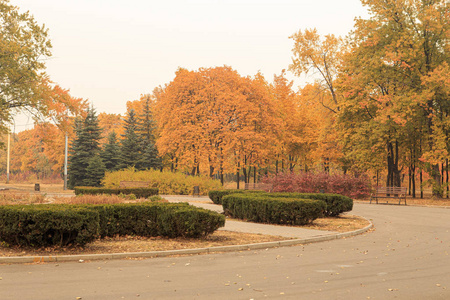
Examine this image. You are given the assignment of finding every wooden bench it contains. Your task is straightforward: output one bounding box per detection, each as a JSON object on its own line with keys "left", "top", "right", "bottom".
{"left": 370, "top": 187, "right": 407, "bottom": 205}
{"left": 244, "top": 183, "right": 273, "bottom": 192}
{"left": 119, "top": 181, "right": 151, "bottom": 188}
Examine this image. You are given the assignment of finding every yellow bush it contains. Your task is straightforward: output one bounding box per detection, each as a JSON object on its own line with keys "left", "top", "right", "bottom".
{"left": 101, "top": 167, "right": 222, "bottom": 195}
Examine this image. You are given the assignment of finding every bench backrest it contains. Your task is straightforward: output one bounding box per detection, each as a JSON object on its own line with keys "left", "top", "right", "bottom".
{"left": 244, "top": 183, "right": 273, "bottom": 191}
{"left": 374, "top": 187, "right": 407, "bottom": 194}
{"left": 119, "top": 181, "right": 151, "bottom": 188}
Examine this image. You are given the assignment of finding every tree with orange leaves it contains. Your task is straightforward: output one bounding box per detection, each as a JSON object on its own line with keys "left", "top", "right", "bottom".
{"left": 155, "top": 66, "right": 279, "bottom": 186}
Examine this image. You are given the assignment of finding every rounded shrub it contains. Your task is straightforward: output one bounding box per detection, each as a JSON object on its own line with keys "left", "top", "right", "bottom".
{"left": 222, "top": 193, "right": 326, "bottom": 225}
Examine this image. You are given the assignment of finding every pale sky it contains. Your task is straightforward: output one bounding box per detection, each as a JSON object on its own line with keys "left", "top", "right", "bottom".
{"left": 12, "top": 0, "right": 369, "bottom": 129}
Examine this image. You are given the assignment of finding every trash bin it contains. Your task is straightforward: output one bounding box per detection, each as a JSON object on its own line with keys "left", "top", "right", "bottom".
{"left": 35, "top": 183, "right": 40, "bottom": 192}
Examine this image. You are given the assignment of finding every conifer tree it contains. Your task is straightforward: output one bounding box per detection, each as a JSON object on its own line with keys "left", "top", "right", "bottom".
{"left": 119, "top": 109, "right": 144, "bottom": 169}
{"left": 84, "top": 155, "right": 106, "bottom": 187}
{"left": 101, "top": 131, "right": 121, "bottom": 171}
{"left": 138, "top": 96, "right": 162, "bottom": 169}
{"left": 68, "top": 107, "right": 103, "bottom": 188}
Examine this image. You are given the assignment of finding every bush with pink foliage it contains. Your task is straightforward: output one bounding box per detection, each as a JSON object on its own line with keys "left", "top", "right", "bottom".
{"left": 261, "top": 172, "right": 371, "bottom": 199}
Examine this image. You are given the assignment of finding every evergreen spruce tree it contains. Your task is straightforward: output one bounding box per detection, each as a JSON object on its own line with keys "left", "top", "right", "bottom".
{"left": 101, "top": 131, "right": 121, "bottom": 171}
{"left": 141, "top": 141, "right": 162, "bottom": 169}
{"left": 119, "top": 109, "right": 144, "bottom": 169}
{"left": 84, "top": 155, "right": 106, "bottom": 187}
{"left": 137, "top": 96, "right": 162, "bottom": 170}
{"left": 68, "top": 107, "right": 103, "bottom": 189}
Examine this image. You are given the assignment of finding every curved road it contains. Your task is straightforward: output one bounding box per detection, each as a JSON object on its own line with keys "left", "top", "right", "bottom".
{"left": 1, "top": 203, "right": 449, "bottom": 300}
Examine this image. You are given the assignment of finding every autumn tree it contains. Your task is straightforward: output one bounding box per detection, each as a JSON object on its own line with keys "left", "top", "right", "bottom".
{"left": 337, "top": 0, "right": 449, "bottom": 195}
{"left": 290, "top": 28, "right": 343, "bottom": 112}
{"left": 155, "top": 66, "right": 279, "bottom": 187}
{"left": 0, "top": 1, "right": 87, "bottom": 142}
{"left": 0, "top": 1, "right": 51, "bottom": 135}
{"left": 289, "top": 28, "right": 345, "bottom": 172}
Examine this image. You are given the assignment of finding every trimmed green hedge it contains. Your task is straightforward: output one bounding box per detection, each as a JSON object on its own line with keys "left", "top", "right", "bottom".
{"left": 0, "top": 203, "right": 225, "bottom": 247}
{"left": 263, "top": 193, "right": 353, "bottom": 217}
{"left": 208, "top": 189, "right": 265, "bottom": 204}
{"left": 85, "top": 202, "right": 225, "bottom": 238}
{"left": 74, "top": 186, "right": 159, "bottom": 198}
{"left": 222, "top": 193, "right": 326, "bottom": 225}
{"left": 0, "top": 205, "right": 99, "bottom": 247}
{"left": 209, "top": 190, "right": 353, "bottom": 216}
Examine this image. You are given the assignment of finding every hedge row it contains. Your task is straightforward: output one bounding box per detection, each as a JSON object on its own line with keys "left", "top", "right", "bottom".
{"left": 85, "top": 202, "right": 225, "bottom": 238}
{"left": 0, "top": 203, "right": 225, "bottom": 247}
{"left": 222, "top": 194, "right": 326, "bottom": 225}
{"left": 74, "top": 186, "right": 159, "bottom": 198}
{"left": 209, "top": 190, "right": 353, "bottom": 217}
{"left": 208, "top": 189, "right": 265, "bottom": 204}
{"left": 263, "top": 193, "right": 353, "bottom": 217}
{"left": 0, "top": 205, "right": 99, "bottom": 247}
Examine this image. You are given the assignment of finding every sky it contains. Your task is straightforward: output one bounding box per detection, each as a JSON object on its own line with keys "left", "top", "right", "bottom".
{"left": 12, "top": 0, "right": 369, "bottom": 130}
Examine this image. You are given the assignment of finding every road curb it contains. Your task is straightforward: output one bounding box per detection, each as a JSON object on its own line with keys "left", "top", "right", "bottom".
{"left": 0, "top": 217, "right": 373, "bottom": 264}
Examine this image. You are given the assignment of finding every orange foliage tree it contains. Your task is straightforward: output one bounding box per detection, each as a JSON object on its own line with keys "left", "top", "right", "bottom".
{"left": 154, "top": 66, "right": 279, "bottom": 186}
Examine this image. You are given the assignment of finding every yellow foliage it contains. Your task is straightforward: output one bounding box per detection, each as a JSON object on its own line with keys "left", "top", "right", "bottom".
{"left": 102, "top": 167, "right": 222, "bottom": 196}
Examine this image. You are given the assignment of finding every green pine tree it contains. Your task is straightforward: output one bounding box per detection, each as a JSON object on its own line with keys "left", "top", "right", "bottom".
{"left": 68, "top": 107, "right": 103, "bottom": 189}
{"left": 141, "top": 140, "right": 162, "bottom": 170}
{"left": 139, "top": 95, "right": 157, "bottom": 143}
{"left": 101, "top": 131, "right": 121, "bottom": 171}
{"left": 83, "top": 155, "right": 106, "bottom": 187}
{"left": 137, "top": 96, "right": 162, "bottom": 170}
{"left": 119, "top": 109, "right": 144, "bottom": 169}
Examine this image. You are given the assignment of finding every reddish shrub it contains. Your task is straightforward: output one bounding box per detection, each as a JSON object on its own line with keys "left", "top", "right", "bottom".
{"left": 261, "top": 172, "right": 371, "bottom": 199}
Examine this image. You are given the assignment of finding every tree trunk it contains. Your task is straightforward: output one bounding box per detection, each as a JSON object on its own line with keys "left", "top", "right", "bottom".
{"left": 420, "top": 169, "right": 423, "bottom": 199}
{"left": 236, "top": 161, "right": 240, "bottom": 189}
{"left": 408, "top": 166, "right": 411, "bottom": 195}
{"left": 432, "top": 163, "right": 442, "bottom": 198}
{"left": 447, "top": 159, "right": 449, "bottom": 199}
{"left": 386, "top": 141, "right": 401, "bottom": 187}
{"left": 219, "top": 147, "right": 224, "bottom": 185}
{"left": 254, "top": 166, "right": 257, "bottom": 184}
{"left": 411, "top": 163, "right": 416, "bottom": 198}
{"left": 243, "top": 167, "right": 248, "bottom": 184}
{"left": 275, "top": 160, "right": 279, "bottom": 174}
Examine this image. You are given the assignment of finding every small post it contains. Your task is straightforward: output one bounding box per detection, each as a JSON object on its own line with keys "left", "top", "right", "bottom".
{"left": 64, "top": 133, "right": 68, "bottom": 190}
{"left": 6, "top": 132, "right": 10, "bottom": 183}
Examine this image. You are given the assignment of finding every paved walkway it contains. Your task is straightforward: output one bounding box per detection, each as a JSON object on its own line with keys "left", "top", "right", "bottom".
{"left": 163, "top": 195, "right": 338, "bottom": 238}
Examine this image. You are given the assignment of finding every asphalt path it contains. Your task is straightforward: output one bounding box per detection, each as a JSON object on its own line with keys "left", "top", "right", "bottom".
{"left": 1, "top": 203, "right": 449, "bottom": 300}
